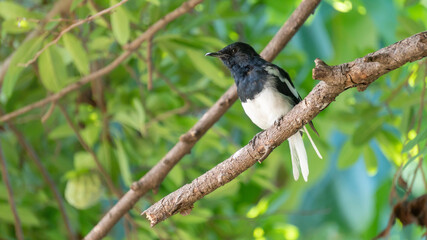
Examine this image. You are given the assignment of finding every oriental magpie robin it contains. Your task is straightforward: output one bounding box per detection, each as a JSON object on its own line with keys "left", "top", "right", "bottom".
{"left": 206, "top": 42, "right": 322, "bottom": 181}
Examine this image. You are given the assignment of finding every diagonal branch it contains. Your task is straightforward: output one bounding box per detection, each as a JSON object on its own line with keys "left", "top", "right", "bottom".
{"left": 142, "top": 31, "right": 427, "bottom": 227}
{"left": 6, "top": 120, "right": 76, "bottom": 240}
{"left": 83, "top": 0, "right": 322, "bottom": 239}
{"left": 0, "top": 0, "right": 204, "bottom": 123}
{"left": 57, "top": 104, "right": 123, "bottom": 198}
{"left": 0, "top": 143, "right": 24, "bottom": 240}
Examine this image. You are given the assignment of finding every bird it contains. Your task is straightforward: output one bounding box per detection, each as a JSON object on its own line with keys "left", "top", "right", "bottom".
{"left": 206, "top": 42, "right": 322, "bottom": 182}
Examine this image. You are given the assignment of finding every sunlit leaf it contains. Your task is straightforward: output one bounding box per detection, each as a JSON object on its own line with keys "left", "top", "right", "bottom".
{"left": 110, "top": 0, "right": 130, "bottom": 45}
{"left": 363, "top": 146, "right": 378, "bottom": 176}
{"left": 38, "top": 44, "right": 68, "bottom": 92}
{"left": 402, "top": 129, "right": 427, "bottom": 153}
{"left": 2, "top": 35, "right": 44, "bottom": 101}
{"left": 2, "top": 18, "right": 36, "bottom": 34}
{"left": 80, "top": 124, "right": 101, "bottom": 148}
{"left": 65, "top": 173, "right": 103, "bottom": 209}
{"left": 0, "top": 204, "right": 41, "bottom": 227}
{"left": 0, "top": 2, "right": 36, "bottom": 20}
{"left": 74, "top": 151, "right": 96, "bottom": 170}
{"left": 63, "top": 33, "right": 90, "bottom": 75}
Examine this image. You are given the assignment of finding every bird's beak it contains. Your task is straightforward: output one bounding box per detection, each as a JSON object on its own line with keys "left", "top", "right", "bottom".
{"left": 205, "top": 51, "right": 224, "bottom": 57}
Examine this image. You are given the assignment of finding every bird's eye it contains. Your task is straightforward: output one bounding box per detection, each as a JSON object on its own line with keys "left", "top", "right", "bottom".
{"left": 231, "top": 48, "right": 237, "bottom": 54}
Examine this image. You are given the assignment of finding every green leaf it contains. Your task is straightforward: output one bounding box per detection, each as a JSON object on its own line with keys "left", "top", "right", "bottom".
{"left": 0, "top": 2, "right": 35, "bottom": 20}
{"left": 402, "top": 129, "right": 427, "bottom": 153}
{"left": 63, "top": 33, "right": 90, "bottom": 75}
{"left": 2, "top": 35, "right": 44, "bottom": 101}
{"left": 48, "top": 124, "right": 74, "bottom": 139}
{"left": 0, "top": 203, "right": 41, "bottom": 227}
{"left": 363, "top": 146, "right": 378, "bottom": 176}
{"left": 65, "top": 173, "right": 103, "bottom": 209}
{"left": 205, "top": 178, "right": 240, "bottom": 199}
{"left": 70, "top": 0, "right": 85, "bottom": 11}
{"left": 168, "top": 164, "right": 184, "bottom": 187}
{"left": 38, "top": 44, "right": 68, "bottom": 92}
{"left": 185, "top": 48, "right": 229, "bottom": 88}
{"left": 114, "top": 139, "right": 132, "bottom": 186}
{"left": 113, "top": 98, "right": 146, "bottom": 133}
{"left": 2, "top": 18, "right": 36, "bottom": 34}
{"left": 74, "top": 151, "right": 96, "bottom": 170}
{"left": 338, "top": 140, "right": 362, "bottom": 169}
{"left": 352, "top": 117, "right": 384, "bottom": 146}
{"left": 110, "top": 0, "right": 130, "bottom": 45}
{"left": 88, "top": 36, "right": 114, "bottom": 52}
{"left": 252, "top": 174, "right": 278, "bottom": 192}
{"left": 80, "top": 124, "right": 101, "bottom": 148}
{"left": 376, "top": 130, "right": 403, "bottom": 166}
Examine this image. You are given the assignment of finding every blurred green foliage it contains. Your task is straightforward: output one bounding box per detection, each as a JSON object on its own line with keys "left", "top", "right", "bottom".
{"left": 0, "top": 0, "right": 426, "bottom": 239}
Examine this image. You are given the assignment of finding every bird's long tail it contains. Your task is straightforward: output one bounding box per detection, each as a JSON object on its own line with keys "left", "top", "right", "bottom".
{"left": 303, "top": 125, "right": 323, "bottom": 160}
{"left": 288, "top": 126, "right": 323, "bottom": 182}
{"left": 288, "top": 133, "right": 308, "bottom": 181}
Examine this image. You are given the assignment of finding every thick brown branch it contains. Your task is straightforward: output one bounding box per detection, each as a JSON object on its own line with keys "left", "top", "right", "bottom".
{"left": 84, "top": 0, "right": 321, "bottom": 238}
{"left": 0, "top": 0, "right": 203, "bottom": 123}
{"left": 142, "top": 31, "right": 427, "bottom": 227}
{"left": 0, "top": 144, "right": 24, "bottom": 240}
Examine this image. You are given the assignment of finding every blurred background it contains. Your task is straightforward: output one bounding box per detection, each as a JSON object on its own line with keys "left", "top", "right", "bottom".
{"left": 0, "top": 0, "right": 426, "bottom": 239}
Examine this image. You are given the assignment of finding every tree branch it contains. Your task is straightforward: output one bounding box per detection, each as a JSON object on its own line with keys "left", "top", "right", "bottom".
{"left": 57, "top": 104, "right": 123, "bottom": 198}
{"left": 83, "top": 0, "right": 322, "bottom": 239}
{"left": 0, "top": 144, "right": 24, "bottom": 240}
{"left": 142, "top": 31, "right": 427, "bottom": 227}
{"left": 0, "top": 0, "right": 203, "bottom": 123}
{"left": 6, "top": 121, "right": 76, "bottom": 240}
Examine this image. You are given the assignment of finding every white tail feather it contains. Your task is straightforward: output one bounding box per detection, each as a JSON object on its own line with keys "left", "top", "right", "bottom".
{"left": 303, "top": 125, "right": 323, "bottom": 159}
{"left": 289, "top": 141, "right": 300, "bottom": 181}
{"left": 288, "top": 133, "right": 308, "bottom": 182}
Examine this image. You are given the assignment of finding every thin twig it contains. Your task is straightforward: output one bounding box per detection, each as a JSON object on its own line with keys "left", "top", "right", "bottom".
{"left": 0, "top": 143, "right": 24, "bottom": 240}
{"left": 57, "top": 103, "right": 140, "bottom": 229}
{"left": 147, "top": 37, "right": 154, "bottom": 90}
{"left": 6, "top": 121, "right": 76, "bottom": 240}
{"left": 57, "top": 104, "right": 123, "bottom": 198}
{"left": 41, "top": 101, "right": 57, "bottom": 123}
{"left": 20, "top": 0, "right": 129, "bottom": 67}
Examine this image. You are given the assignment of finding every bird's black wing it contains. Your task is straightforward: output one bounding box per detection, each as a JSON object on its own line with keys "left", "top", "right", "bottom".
{"left": 263, "top": 63, "right": 301, "bottom": 105}
{"left": 264, "top": 63, "right": 320, "bottom": 136}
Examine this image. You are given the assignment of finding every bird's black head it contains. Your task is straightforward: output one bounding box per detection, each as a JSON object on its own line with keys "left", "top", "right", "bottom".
{"left": 205, "top": 42, "right": 260, "bottom": 70}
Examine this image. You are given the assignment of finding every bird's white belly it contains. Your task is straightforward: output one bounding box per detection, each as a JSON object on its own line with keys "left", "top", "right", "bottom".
{"left": 241, "top": 88, "right": 293, "bottom": 130}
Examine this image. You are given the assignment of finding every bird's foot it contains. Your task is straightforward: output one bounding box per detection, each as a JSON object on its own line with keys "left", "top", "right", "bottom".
{"left": 257, "top": 145, "right": 273, "bottom": 163}
{"left": 249, "top": 131, "right": 274, "bottom": 164}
